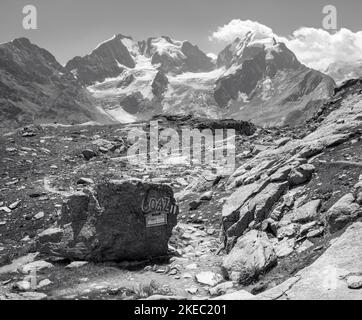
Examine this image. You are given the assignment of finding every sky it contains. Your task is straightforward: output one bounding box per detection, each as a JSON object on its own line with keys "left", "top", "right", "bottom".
{"left": 0, "top": 0, "right": 362, "bottom": 67}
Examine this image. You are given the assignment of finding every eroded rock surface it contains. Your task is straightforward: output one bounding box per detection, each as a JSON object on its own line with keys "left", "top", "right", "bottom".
{"left": 37, "top": 180, "right": 178, "bottom": 261}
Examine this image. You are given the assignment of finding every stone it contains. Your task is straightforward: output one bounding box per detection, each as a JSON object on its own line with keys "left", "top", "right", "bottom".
{"left": 299, "top": 221, "right": 318, "bottom": 235}
{"left": 222, "top": 230, "right": 277, "bottom": 284}
{"left": 327, "top": 194, "right": 361, "bottom": 233}
{"left": 208, "top": 281, "right": 234, "bottom": 296}
{"left": 275, "top": 137, "right": 292, "bottom": 148}
{"left": 33, "top": 212, "right": 45, "bottom": 220}
{"left": 185, "top": 263, "right": 198, "bottom": 270}
{"left": 298, "top": 142, "right": 324, "bottom": 158}
{"left": 306, "top": 227, "right": 324, "bottom": 238}
{"left": 275, "top": 238, "right": 295, "bottom": 258}
{"left": 37, "top": 180, "right": 178, "bottom": 261}
{"left": 200, "top": 191, "right": 213, "bottom": 201}
{"left": 189, "top": 200, "right": 202, "bottom": 210}
{"left": 9, "top": 200, "right": 21, "bottom": 210}
{"left": 77, "top": 178, "right": 94, "bottom": 185}
{"left": 195, "top": 271, "right": 223, "bottom": 286}
{"left": 0, "top": 207, "right": 11, "bottom": 213}
{"left": 225, "top": 206, "right": 254, "bottom": 240}
{"left": 346, "top": 276, "right": 362, "bottom": 289}
{"left": 20, "top": 260, "right": 54, "bottom": 274}
{"left": 297, "top": 239, "right": 314, "bottom": 253}
{"left": 288, "top": 164, "right": 315, "bottom": 187}
{"left": 185, "top": 287, "right": 198, "bottom": 295}
{"left": 222, "top": 180, "right": 269, "bottom": 220}
{"left": 92, "top": 139, "right": 116, "bottom": 152}
{"left": 14, "top": 280, "right": 31, "bottom": 292}
{"left": 37, "top": 279, "right": 52, "bottom": 289}
{"left": 292, "top": 200, "right": 321, "bottom": 223}
{"left": 145, "top": 295, "right": 186, "bottom": 300}
{"left": 270, "top": 166, "right": 292, "bottom": 182}
{"left": 37, "top": 228, "right": 64, "bottom": 244}
{"left": 65, "top": 261, "right": 88, "bottom": 269}
{"left": 0, "top": 253, "right": 39, "bottom": 275}
{"left": 277, "top": 223, "right": 300, "bottom": 239}
{"left": 20, "top": 292, "right": 47, "bottom": 300}
{"left": 248, "top": 182, "right": 289, "bottom": 223}
{"left": 81, "top": 149, "right": 97, "bottom": 161}
{"left": 211, "top": 290, "right": 254, "bottom": 300}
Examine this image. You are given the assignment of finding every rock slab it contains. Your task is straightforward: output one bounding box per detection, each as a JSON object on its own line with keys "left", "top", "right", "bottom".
{"left": 37, "top": 180, "right": 178, "bottom": 261}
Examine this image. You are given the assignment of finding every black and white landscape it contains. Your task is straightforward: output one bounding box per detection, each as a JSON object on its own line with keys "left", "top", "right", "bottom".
{"left": 1, "top": 1, "right": 362, "bottom": 301}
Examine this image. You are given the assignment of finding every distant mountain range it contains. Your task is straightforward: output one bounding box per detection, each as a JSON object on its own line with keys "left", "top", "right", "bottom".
{"left": 324, "top": 60, "right": 362, "bottom": 85}
{"left": 0, "top": 38, "right": 114, "bottom": 131}
{"left": 0, "top": 32, "right": 357, "bottom": 130}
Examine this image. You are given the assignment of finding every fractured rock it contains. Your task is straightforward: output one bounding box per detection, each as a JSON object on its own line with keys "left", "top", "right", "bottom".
{"left": 288, "top": 164, "right": 315, "bottom": 187}
{"left": 36, "top": 180, "right": 178, "bottom": 261}
{"left": 292, "top": 199, "right": 321, "bottom": 223}
{"left": 327, "top": 194, "right": 361, "bottom": 233}
{"left": 222, "top": 230, "right": 277, "bottom": 284}
{"left": 248, "top": 182, "right": 289, "bottom": 223}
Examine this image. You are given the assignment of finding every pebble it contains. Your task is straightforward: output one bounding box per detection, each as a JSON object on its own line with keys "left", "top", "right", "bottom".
{"left": 185, "top": 263, "right": 198, "bottom": 270}
{"left": 65, "top": 261, "right": 88, "bottom": 269}
{"left": 77, "top": 177, "right": 94, "bottom": 185}
{"left": 33, "top": 212, "right": 45, "bottom": 220}
{"left": 9, "top": 201, "right": 21, "bottom": 210}
{"left": 37, "top": 279, "right": 52, "bottom": 289}
{"left": 0, "top": 207, "right": 11, "bottom": 213}
{"left": 185, "top": 287, "right": 198, "bottom": 295}
{"left": 347, "top": 276, "right": 362, "bottom": 289}
{"left": 195, "top": 271, "right": 223, "bottom": 286}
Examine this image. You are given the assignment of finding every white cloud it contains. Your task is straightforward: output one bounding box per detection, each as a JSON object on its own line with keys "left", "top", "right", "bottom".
{"left": 210, "top": 19, "right": 362, "bottom": 72}
{"left": 287, "top": 27, "right": 362, "bottom": 71}
{"left": 209, "top": 19, "right": 276, "bottom": 43}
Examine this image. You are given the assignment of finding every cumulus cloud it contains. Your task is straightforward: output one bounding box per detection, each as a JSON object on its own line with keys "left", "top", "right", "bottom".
{"left": 209, "top": 19, "right": 276, "bottom": 43}
{"left": 287, "top": 27, "right": 362, "bottom": 71}
{"left": 210, "top": 19, "right": 362, "bottom": 72}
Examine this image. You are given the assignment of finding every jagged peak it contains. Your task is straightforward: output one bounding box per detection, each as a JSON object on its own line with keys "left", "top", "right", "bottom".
{"left": 93, "top": 34, "right": 133, "bottom": 52}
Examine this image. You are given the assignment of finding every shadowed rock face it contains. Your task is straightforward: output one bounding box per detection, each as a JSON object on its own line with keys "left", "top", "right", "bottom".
{"left": 37, "top": 180, "right": 179, "bottom": 262}
{"left": 180, "top": 41, "right": 215, "bottom": 73}
{"left": 66, "top": 34, "right": 135, "bottom": 85}
{"left": 214, "top": 38, "right": 335, "bottom": 127}
{"left": 0, "top": 38, "right": 113, "bottom": 131}
{"left": 152, "top": 71, "right": 169, "bottom": 99}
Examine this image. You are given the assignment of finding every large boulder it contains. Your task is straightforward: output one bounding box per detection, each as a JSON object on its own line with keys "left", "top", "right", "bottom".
{"left": 326, "top": 194, "right": 361, "bottom": 233}
{"left": 222, "top": 230, "right": 277, "bottom": 284}
{"left": 37, "top": 180, "right": 178, "bottom": 261}
{"left": 288, "top": 164, "right": 315, "bottom": 187}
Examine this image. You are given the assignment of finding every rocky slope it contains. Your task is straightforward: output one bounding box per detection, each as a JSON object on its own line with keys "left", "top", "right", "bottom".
{"left": 0, "top": 38, "right": 114, "bottom": 132}
{"left": 0, "top": 77, "right": 361, "bottom": 300}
